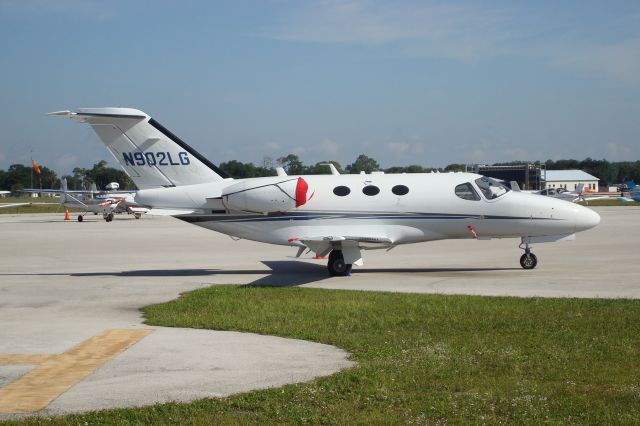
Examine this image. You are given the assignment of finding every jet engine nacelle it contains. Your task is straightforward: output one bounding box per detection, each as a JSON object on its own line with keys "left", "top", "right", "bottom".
{"left": 105, "top": 182, "right": 120, "bottom": 190}
{"left": 222, "top": 177, "right": 312, "bottom": 213}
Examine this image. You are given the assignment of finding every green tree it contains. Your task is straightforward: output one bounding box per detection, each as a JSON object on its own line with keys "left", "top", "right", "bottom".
{"left": 347, "top": 154, "right": 380, "bottom": 174}
{"left": 277, "top": 154, "right": 306, "bottom": 175}
{"left": 0, "top": 163, "right": 59, "bottom": 193}
{"left": 85, "top": 160, "right": 135, "bottom": 190}
{"left": 305, "top": 161, "right": 344, "bottom": 175}
{"left": 444, "top": 163, "right": 466, "bottom": 172}
{"left": 219, "top": 160, "right": 275, "bottom": 178}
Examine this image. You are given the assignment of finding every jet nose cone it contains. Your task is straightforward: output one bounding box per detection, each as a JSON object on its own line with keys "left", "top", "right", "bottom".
{"left": 574, "top": 206, "right": 600, "bottom": 232}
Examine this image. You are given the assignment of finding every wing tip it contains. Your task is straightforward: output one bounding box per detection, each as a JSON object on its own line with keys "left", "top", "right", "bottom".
{"left": 47, "top": 110, "right": 74, "bottom": 117}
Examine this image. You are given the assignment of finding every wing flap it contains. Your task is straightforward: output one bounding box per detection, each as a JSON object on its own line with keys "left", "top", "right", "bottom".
{"left": 290, "top": 235, "right": 393, "bottom": 264}
{"left": 146, "top": 208, "right": 201, "bottom": 216}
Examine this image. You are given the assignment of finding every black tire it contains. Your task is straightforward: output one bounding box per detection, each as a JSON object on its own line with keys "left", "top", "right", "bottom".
{"left": 327, "top": 250, "right": 352, "bottom": 276}
{"left": 77, "top": 215, "right": 83, "bottom": 222}
{"left": 520, "top": 253, "right": 538, "bottom": 270}
{"left": 107, "top": 213, "right": 114, "bottom": 222}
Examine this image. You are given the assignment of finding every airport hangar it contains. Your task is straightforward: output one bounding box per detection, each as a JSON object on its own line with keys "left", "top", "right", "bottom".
{"left": 474, "top": 164, "right": 600, "bottom": 192}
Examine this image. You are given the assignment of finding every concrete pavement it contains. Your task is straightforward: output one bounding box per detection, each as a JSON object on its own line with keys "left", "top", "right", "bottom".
{"left": 1, "top": 206, "right": 638, "bottom": 417}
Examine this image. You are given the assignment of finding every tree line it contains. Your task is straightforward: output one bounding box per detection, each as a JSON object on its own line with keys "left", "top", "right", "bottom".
{"left": 220, "top": 155, "right": 640, "bottom": 187}
{"left": 0, "top": 160, "right": 134, "bottom": 193}
{"left": 2, "top": 155, "right": 640, "bottom": 194}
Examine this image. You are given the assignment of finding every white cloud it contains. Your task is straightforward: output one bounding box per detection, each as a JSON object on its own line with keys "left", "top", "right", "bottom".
{"left": 386, "top": 142, "right": 410, "bottom": 154}
{"left": 265, "top": 1, "right": 640, "bottom": 85}
{"left": 462, "top": 141, "right": 492, "bottom": 163}
{"left": 54, "top": 154, "right": 78, "bottom": 171}
{"left": 551, "top": 38, "right": 640, "bottom": 86}
{"left": 319, "top": 139, "right": 339, "bottom": 155}
{"left": 266, "top": 142, "right": 281, "bottom": 150}
{"left": 293, "top": 146, "right": 306, "bottom": 155}
{"left": 264, "top": 0, "right": 515, "bottom": 60}
{"left": 606, "top": 143, "right": 633, "bottom": 160}
{"left": 503, "top": 146, "right": 531, "bottom": 161}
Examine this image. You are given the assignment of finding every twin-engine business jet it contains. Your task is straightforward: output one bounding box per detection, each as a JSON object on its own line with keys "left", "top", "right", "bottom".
{"left": 50, "top": 108, "right": 600, "bottom": 275}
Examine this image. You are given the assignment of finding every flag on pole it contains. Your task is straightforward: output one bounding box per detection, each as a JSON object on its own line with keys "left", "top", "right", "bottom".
{"left": 32, "top": 159, "right": 41, "bottom": 174}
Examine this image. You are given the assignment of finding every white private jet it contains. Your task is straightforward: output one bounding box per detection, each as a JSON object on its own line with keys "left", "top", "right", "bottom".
{"left": 50, "top": 108, "right": 600, "bottom": 275}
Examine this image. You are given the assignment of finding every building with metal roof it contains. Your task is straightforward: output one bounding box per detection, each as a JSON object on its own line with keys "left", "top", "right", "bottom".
{"left": 542, "top": 170, "right": 599, "bottom": 192}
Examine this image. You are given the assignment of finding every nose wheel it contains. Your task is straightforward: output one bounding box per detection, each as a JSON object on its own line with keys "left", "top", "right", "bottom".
{"left": 519, "top": 240, "right": 538, "bottom": 269}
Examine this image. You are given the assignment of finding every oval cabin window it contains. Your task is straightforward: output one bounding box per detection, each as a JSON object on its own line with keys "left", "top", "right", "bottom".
{"left": 362, "top": 185, "right": 380, "bottom": 196}
{"left": 333, "top": 186, "right": 351, "bottom": 196}
{"left": 392, "top": 185, "right": 409, "bottom": 196}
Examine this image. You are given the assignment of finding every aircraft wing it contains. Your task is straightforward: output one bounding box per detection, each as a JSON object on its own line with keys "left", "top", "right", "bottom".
{"left": 0, "top": 202, "right": 61, "bottom": 208}
{"left": 146, "top": 208, "right": 202, "bottom": 216}
{"left": 289, "top": 235, "right": 394, "bottom": 263}
{"left": 127, "top": 206, "right": 150, "bottom": 214}
{"left": 0, "top": 203, "right": 32, "bottom": 208}
{"left": 20, "top": 188, "right": 95, "bottom": 194}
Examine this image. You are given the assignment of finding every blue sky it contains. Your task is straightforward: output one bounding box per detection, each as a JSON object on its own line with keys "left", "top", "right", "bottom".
{"left": 1, "top": 0, "right": 639, "bottom": 175}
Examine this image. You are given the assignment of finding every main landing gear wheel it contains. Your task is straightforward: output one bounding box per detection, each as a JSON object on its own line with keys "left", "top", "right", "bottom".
{"left": 520, "top": 252, "right": 538, "bottom": 269}
{"left": 327, "top": 250, "right": 352, "bottom": 276}
{"left": 77, "top": 215, "right": 83, "bottom": 222}
{"left": 104, "top": 213, "right": 114, "bottom": 222}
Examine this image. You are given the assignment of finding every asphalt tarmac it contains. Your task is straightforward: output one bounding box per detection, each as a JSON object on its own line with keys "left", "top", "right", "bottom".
{"left": 1, "top": 206, "right": 638, "bottom": 417}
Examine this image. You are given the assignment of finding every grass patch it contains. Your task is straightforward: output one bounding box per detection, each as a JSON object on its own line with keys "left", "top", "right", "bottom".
{"left": 5, "top": 287, "right": 640, "bottom": 425}
{"left": 578, "top": 198, "right": 640, "bottom": 206}
{"left": 0, "top": 197, "right": 80, "bottom": 214}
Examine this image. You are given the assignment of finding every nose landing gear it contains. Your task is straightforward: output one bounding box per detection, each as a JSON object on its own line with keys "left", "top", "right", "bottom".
{"left": 519, "top": 239, "right": 538, "bottom": 270}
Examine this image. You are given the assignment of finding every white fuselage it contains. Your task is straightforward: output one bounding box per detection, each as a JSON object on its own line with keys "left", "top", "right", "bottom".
{"left": 134, "top": 172, "right": 600, "bottom": 247}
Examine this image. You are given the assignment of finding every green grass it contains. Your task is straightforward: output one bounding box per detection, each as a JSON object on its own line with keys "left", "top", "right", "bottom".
{"left": 6, "top": 286, "right": 640, "bottom": 425}
{"left": 577, "top": 198, "right": 640, "bottom": 206}
{"left": 0, "top": 197, "right": 80, "bottom": 214}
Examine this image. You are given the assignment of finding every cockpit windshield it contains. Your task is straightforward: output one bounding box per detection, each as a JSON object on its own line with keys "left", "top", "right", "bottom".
{"left": 474, "top": 177, "right": 510, "bottom": 199}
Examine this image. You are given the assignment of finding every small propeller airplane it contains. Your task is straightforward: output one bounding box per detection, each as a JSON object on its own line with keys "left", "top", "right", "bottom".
{"left": 18, "top": 179, "right": 139, "bottom": 222}
{"left": 49, "top": 108, "right": 601, "bottom": 275}
{"left": 534, "top": 184, "right": 610, "bottom": 203}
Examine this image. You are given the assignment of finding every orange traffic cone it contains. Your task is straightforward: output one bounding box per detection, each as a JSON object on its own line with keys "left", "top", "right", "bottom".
{"left": 64, "top": 210, "right": 70, "bottom": 221}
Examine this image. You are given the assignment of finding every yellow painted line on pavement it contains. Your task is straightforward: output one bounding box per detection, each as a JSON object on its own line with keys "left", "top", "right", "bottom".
{"left": 0, "top": 328, "right": 153, "bottom": 414}
{"left": 0, "top": 355, "right": 54, "bottom": 365}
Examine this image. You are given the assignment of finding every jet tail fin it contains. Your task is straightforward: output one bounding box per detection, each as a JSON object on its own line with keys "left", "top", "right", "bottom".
{"left": 49, "top": 108, "right": 229, "bottom": 189}
{"left": 627, "top": 180, "right": 637, "bottom": 190}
